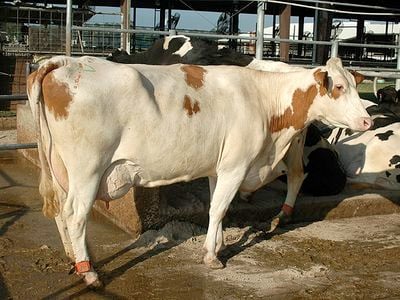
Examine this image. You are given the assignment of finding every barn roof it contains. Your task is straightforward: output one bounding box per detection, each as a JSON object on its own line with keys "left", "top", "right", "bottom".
{"left": 2, "top": 0, "right": 400, "bottom": 22}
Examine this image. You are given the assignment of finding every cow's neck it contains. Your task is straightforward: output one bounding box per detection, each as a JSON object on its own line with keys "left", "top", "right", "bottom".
{"left": 258, "top": 70, "right": 317, "bottom": 135}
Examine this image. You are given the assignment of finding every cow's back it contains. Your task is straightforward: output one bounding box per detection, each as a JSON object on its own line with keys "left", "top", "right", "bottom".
{"left": 39, "top": 57, "right": 268, "bottom": 185}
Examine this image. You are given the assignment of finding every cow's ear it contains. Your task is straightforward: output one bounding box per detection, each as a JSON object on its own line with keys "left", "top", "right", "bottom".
{"left": 349, "top": 70, "right": 365, "bottom": 86}
{"left": 314, "top": 69, "right": 329, "bottom": 93}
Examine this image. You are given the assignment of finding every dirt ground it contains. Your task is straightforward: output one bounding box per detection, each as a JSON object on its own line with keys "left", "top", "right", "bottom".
{"left": 1, "top": 133, "right": 400, "bottom": 299}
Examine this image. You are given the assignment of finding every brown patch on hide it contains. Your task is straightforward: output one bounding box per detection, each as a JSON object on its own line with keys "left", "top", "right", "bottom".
{"left": 350, "top": 70, "right": 365, "bottom": 86}
{"left": 193, "top": 101, "right": 200, "bottom": 114}
{"left": 181, "top": 65, "right": 207, "bottom": 89}
{"left": 269, "top": 85, "right": 317, "bottom": 133}
{"left": 183, "top": 95, "right": 200, "bottom": 117}
{"left": 27, "top": 63, "right": 60, "bottom": 98}
{"left": 42, "top": 72, "right": 73, "bottom": 120}
{"left": 331, "top": 86, "right": 342, "bottom": 99}
{"left": 37, "top": 63, "right": 60, "bottom": 82}
{"left": 313, "top": 69, "right": 328, "bottom": 96}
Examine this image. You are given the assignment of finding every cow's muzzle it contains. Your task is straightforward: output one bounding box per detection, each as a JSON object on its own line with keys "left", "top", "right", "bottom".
{"left": 355, "top": 117, "right": 373, "bottom": 131}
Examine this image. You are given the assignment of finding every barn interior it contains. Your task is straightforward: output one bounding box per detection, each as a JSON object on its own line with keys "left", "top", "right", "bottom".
{"left": 1, "top": 1, "right": 399, "bottom": 62}
{"left": 0, "top": 0, "right": 400, "bottom": 235}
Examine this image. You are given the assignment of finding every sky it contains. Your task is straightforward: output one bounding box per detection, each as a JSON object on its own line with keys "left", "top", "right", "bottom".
{"left": 84, "top": 6, "right": 390, "bottom": 37}
{"left": 87, "top": 7, "right": 307, "bottom": 32}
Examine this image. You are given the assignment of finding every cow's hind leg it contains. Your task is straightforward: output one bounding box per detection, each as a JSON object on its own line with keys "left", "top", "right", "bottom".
{"left": 51, "top": 183, "right": 75, "bottom": 261}
{"left": 203, "top": 170, "right": 245, "bottom": 269}
{"left": 63, "top": 173, "right": 103, "bottom": 288}
{"left": 55, "top": 214, "right": 74, "bottom": 261}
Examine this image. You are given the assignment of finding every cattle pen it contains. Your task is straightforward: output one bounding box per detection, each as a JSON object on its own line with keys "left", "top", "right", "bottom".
{"left": 1, "top": 0, "right": 400, "bottom": 298}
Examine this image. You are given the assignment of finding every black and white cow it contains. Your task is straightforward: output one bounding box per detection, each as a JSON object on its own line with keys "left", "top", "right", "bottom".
{"left": 325, "top": 98, "right": 400, "bottom": 189}
{"left": 376, "top": 85, "right": 399, "bottom": 104}
{"left": 107, "top": 35, "right": 253, "bottom": 66}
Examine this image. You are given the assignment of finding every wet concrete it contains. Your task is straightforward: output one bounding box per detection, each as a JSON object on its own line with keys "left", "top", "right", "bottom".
{"left": 1, "top": 150, "right": 400, "bottom": 299}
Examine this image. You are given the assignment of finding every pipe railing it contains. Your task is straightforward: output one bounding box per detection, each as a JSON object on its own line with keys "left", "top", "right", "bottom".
{"left": 0, "top": 143, "right": 37, "bottom": 151}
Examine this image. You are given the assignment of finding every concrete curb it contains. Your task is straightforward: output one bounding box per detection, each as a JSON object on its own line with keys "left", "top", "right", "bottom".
{"left": 230, "top": 186, "right": 400, "bottom": 224}
{"left": 159, "top": 180, "right": 400, "bottom": 228}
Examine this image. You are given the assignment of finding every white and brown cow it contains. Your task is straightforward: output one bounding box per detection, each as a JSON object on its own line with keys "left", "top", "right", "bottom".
{"left": 108, "top": 35, "right": 365, "bottom": 201}
{"left": 27, "top": 56, "right": 372, "bottom": 287}
{"left": 109, "top": 35, "right": 309, "bottom": 225}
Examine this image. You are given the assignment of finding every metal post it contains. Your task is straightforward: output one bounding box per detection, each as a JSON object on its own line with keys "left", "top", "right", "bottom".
{"left": 25, "top": 62, "right": 31, "bottom": 78}
{"left": 256, "top": 1, "right": 265, "bottom": 60}
{"left": 279, "top": 5, "right": 291, "bottom": 62}
{"left": 312, "top": 3, "right": 318, "bottom": 64}
{"left": 167, "top": 2, "right": 172, "bottom": 29}
{"left": 331, "top": 40, "right": 339, "bottom": 58}
{"left": 66, "top": 0, "right": 72, "bottom": 56}
{"left": 126, "top": 0, "right": 131, "bottom": 53}
{"left": 397, "top": 35, "right": 400, "bottom": 90}
{"left": 120, "top": 0, "right": 131, "bottom": 53}
{"left": 297, "top": 15, "right": 304, "bottom": 57}
{"left": 160, "top": 7, "right": 165, "bottom": 32}
{"left": 120, "top": 2, "right": 124, "bottom": 49}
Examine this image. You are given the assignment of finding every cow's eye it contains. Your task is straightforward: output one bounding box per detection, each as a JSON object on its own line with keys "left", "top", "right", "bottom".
{"left": 335, "top": 84, "right": 343, "bottom": 91}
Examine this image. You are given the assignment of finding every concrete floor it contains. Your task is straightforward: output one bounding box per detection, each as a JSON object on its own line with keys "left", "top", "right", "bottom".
{"left": 1, "top": 149, "right": 400, "bottom": 299}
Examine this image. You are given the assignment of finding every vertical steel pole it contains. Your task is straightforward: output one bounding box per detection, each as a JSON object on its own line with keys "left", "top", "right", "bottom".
{"left": 126, "top": 0, "right": 131, "bottom": 53}
{"left": 396, "top": 34, "right": 400, "bottom": 90}
{"left": 120, "top": 0, "right": 131, "bottom": 53}
{"left": 331, "top": 40, "right": 339, "bottom": 58}
{"left": 312, "top": 3, "right": 318, "bottom": 64}
{"left": 279, "top": 4, "right": 291, "bottom": 62}
{"left": 256, "top": 1, "right": 265, "bottom": 60}
{"left": 66, "top": 0, "right": 72, "bottom": 56}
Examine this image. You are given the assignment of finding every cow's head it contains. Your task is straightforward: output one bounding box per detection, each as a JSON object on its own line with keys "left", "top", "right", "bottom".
{"left": 311, "top": 58, "right": 372, "bottom": 132}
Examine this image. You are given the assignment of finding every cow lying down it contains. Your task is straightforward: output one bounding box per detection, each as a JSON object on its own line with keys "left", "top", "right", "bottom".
{"left": 323, "top": 98, "right": 400, "bottom": 190}
{"left": 27, "top": 56, "right": 372, "bottom": 287}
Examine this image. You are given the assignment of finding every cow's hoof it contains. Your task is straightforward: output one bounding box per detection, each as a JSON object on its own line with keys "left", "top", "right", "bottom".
{"left": 266, "top": 211, "right": 291, "bottom": 233}
{"left": 267, "top": 216, "right": 281, "bottom": 233}
{"left": 203, "top": 255, "right": 224, "bottom": 269}
{"left": 87, "top": 278, "right": 104, "bottom": 290}
{"left": 83, "top": 272, "right": 103, "bottom": 289}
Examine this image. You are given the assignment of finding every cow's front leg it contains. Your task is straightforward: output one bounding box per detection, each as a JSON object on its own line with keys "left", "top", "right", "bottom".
{"left": 205, "top": 177, "right": 225, "bottom": 254}
{"left": 203, "top": 170, "right": 245, "bottom": 269}
{"left": 63, "top": 177, "right": 102, "bottom": 288}
{"left": 268, "top": 131, "right": 306, "bottom": 232}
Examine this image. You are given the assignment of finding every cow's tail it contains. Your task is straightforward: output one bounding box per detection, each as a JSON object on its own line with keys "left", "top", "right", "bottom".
{"left": 27, "top": 56, "right": 70, "bottom": 218}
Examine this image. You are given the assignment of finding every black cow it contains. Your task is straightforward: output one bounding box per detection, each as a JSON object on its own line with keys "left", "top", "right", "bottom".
{"left": 107, "top": 35, "right": 253, "bottom": 66}
{"left": 301, "top": 124, "right": 347, "bottom": 196}
{"left": 377, "top": 86, "right": 399, "bottom": 104}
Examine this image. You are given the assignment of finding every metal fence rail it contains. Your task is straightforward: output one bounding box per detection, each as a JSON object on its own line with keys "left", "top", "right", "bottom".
{"left": 0, "top": 95, "right": 28, "bottom": 101}
{"left": 0, "top": 143, "right": 37, "bottom": 150}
